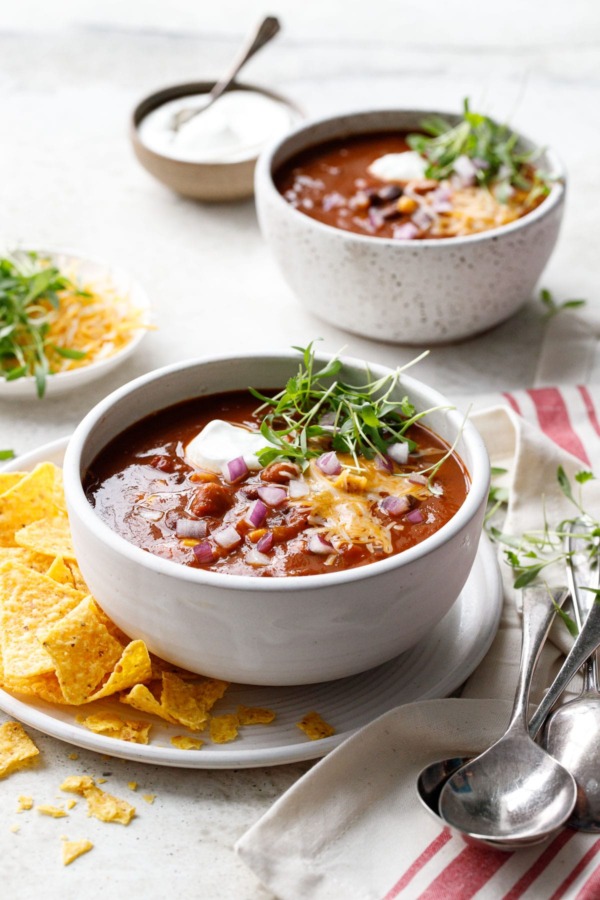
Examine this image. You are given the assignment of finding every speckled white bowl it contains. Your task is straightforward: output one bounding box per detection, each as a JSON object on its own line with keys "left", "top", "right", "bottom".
{"left": 63, "top": 352, "right": 490, "bottom": 686}
{"left": 255, "top": 109, "right": 566, "bottom": 344}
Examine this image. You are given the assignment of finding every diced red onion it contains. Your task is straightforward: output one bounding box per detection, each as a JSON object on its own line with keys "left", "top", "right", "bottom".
{"left": 213, "top": 524, "right": 242, "bottom": 549}
{"left": 411, "top": 207, "right": 435, "bottom": 231}
{"left": 375, "top": 454, "right": 394, "bottom": 473}
{"left": 246, "top": 499, "right": 267, "bottom": 528}
{"left": 380, "top": 495, "right": 411, "bottom": 517}
{"left": 322, "top": 191, "right": 345, "bottom": 212}
{"left": 453, "top": 155, "right": 477, "bottom": 186}
{"left": 193, "top": 541, "right": 215, "bottom": 564}
{"left": 408, "top": 473, "right": 428, "bottom": 485}
{"left": 319, "top": 411, "right": 336, "bottom": 429}
{"left": 473, "top": 157, "right": 489, "bottom": 171}
{"left": 176, "top": 519, "right": 208, "bottom": 539}
{"left": 257, "top": 531, "right": 274, "bottom": 553}
{"left": 392, "top": 222, "right": 419, "bottom": 241}
{"left": 406, "top": 508, "right": 425, "bottom": 524}
{"left": 316, "top": 451, "right": 342, "bottom": 476}
{"left": 387, "top": 442, "right": 409, "bottom": 465}
{"left": 257, "top": 485, "right": 288, "bottom": 507}
{"left": 222, "top": 455, "right": 248, "bottom": 483}
{"left": 308, "top": 534, "right": 334, "bottom": 555}
{"left": 368, "top": 207, "right": 384, "bottom": 230}
{"left": 246, "top": 549, "right": 271, "bottom": 567}
{"left": 288, "top": 478, "right": 309, "bottom": 499}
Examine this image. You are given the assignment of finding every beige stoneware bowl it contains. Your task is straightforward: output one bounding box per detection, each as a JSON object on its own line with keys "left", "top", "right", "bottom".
{"left": 131, "top": 80, "right": 302, "bottom": 202}
{"left": 254, "top": 109, "right": 566, "bottom": 344}
{"left": 63, "top": 352, "right": 490, "bottom": 685}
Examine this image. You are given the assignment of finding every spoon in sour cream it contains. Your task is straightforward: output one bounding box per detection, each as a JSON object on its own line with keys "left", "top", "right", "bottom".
{"left": 170, "top": 15, "right": 281, "bottom": 132}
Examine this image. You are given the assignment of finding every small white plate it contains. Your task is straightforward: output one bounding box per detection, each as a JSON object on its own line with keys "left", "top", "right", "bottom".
{"left": 0, "top": 438, "right": 502, "bottom": 768}
{"left": 0, "top": 249, "right": 150, "bottom": 399}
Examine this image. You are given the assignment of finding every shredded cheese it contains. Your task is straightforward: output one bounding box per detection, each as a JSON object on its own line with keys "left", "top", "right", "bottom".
{"left": 426, "top": 182, "right": 542, "bottom": 238}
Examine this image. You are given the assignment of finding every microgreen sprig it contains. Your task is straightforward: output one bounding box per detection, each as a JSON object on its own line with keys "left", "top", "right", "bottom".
{"left": 249, "top": 342, "right": 441, "bottom": 472}
{"left": 0, "top": 252, "right": 88, "bottom": 398}
{"left": 407, "top": 98, "right": 551, "bottom": 203}
{"left": 539, "top": 287, "right": 586, "bottom": 320}
{"left": 0, "top": 449, "right": 15, "bottom": 461}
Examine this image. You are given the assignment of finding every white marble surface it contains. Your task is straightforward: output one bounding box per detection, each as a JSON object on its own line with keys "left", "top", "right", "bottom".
{"left": 1, "top": 3, "right": 599, "bottom": 897}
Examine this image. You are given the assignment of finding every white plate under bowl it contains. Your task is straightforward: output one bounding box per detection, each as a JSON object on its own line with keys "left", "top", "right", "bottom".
{"left": 0, "top": 249, "right": 150, "bottom": 399}
{"left": 0, "top": 438, "right": 502, "bottom": 768}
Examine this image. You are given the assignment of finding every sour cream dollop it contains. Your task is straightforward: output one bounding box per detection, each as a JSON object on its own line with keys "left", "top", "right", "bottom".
{"left": 138, "top": 90, "right": 296, "bottom": 164}
{"left": 185, "top": 420, "right": 277, "bottom": 473}
{"left": 367, "top": 151, "right": 428, "bottom": 183}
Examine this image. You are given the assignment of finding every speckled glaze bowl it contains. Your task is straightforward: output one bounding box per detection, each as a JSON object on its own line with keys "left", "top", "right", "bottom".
{"left": 63, "top": 351, "right": 490, "bottom": 686}
{"left": 255, "top": 110, "right": 566, "bottom": 344}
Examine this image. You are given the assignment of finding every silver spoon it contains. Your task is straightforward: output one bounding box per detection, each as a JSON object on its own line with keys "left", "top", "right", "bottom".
{"left": 539, "top": 518, "right": 600, "bottom": 832}
{"left": 438, "top": 586, "right": 577, "bottom": 843}
{"left": 170, "top": 16, "right": 281, "bottom": 132}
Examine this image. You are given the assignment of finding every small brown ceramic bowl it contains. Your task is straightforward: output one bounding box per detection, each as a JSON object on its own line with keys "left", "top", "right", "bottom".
{"left": 131, "top": 80, "right": 302, "bottom": 202}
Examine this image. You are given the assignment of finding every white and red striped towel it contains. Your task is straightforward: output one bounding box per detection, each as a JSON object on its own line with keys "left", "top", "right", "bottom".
{"left": 236, "top": 387, "right": 600, "bottom": 900}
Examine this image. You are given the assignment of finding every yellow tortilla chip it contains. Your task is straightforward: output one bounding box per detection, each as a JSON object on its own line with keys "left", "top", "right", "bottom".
{"left": 64, "top": 560, "right": 88, "bottom": 592}
{"left": 142, "top": 794, "right": 155, "bottom": 804}
{"left": 17, "top": 795, "right": 33, "bottom": 812}
{"left": 88, "top": 640, "right": 152, "bottom": 701}
{"left": 121, "top": 683, "right": 178, "bottom": 724}
{"left": 37, "top": 804, "right": 67, "bottom": 818}
{"left": 61, "top": 775, "right": 94, "bottom": 794}
{"left": 209, "top": 714, "right": 239, "bottom": 744}
{"left": 62, "top": 839, "right": 93, "bottom": 865}
{"left": 0, "top": 722, "right": 39, "bottom": 776}
{"left": 85, "top": 786, "right": 135, "bottom": 825}
{"left": 16, "top": 515, "right": 75, "bottom": 561}
{"left": 171, "top": 735, "right": 204, "bottom": 750}
{"left": 237, "top": 705, "right": 276, "bottom": 725}
{"left": 0, "top": 547, "right": 56, "bottom": 573}
{"left": 41, "top": 596, "right": 124, "bottom": 704}
{"left": 160, "top": 672, "right": 212, "bottom": 731}
{"left": 2, "top": 671, "right": 65, "bottom": 704}
{"left": 46, "top": 556, "right": 76, "bottom": 587}
{"left": 0, "top": 462, "right": 58, "bottom": 546}
{"left": 296, "top": 711, "right": 335, "bottom": 741}
{"left": 0, "top": 562, "right": 85, "bottom": 678}
{"left": 78, "top": 712, "right": 151, "bottom": 745}
{"left": 0, "top": 473, "right": 27, "bottom": 493}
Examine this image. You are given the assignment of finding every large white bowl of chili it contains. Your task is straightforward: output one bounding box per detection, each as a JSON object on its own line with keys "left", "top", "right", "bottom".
{"left": 63, "top": 351, "right": 490, "bottom": 685}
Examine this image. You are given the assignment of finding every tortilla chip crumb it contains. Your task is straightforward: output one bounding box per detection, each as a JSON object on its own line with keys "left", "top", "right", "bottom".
{"left": 37, "top": 804, "right": 67, "bottom": 818}
{"left": 10, "top": 824, "right": 19, "bottom": 833}
{"left": 171, "top": 735, "right": 204, "bottom": 750}
{"left": 60, "top": 775, "right": 94, "bottom": 794}
{"left": 78, "top": 712, "right": 151, "bottom": 745}
{"left": 96, "top": 778, "right": 107, "bottom": 784}
{"left": 0, "top": 722, "right": 40, "bottom": 777}
{"left": 237, "top": 705, "right": 276, "bottom": 726}
{"left": 127, "top": 781, "right": 138, "bottom": 791}
{"left": 296, "top": 711, "right": 335, "bottom": 741}
{"left": 142, "top": 794, "right": 155, "bottom": 804}
{"left": 68, "top": 753, "right": 79, "bottom": 761}
{"left": 17, "top": 795, "right": 33, "bottom": 812}
{"left": 209, "top": 714, "right": 239, "bottom": 744}
{"left": 66, "top": 800, "right": 77, "bottom": 810}
{"left": 62, "top": 838, "right": 93, "bottom": 865}
{"left": 61, "top": 775, "right": 135, "bottom": 824}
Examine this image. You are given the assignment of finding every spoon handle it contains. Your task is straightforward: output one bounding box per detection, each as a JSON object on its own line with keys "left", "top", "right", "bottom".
{"left": 208, "top": 16, "right": 281, "bottom": 107}
{"left": 566, "top": 518, "right": 600, "bottom": 693}
{"left": 529, "top": 596, "right": 600, "bottom": 737}
{"left": 509, "top": 587, "right": 566, "bottom": 732}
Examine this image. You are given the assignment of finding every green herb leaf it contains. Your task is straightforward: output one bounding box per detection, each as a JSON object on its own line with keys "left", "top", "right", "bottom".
{"left": 51, "top": 345, "right": 88, "bottom": 360}
{"left": 0, "top": 449, "right": 15, "bottom": 460}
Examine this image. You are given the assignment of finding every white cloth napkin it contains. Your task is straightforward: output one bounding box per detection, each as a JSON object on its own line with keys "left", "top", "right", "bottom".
{"left": 237, "top": 388, "right": 600, "bottom": 899}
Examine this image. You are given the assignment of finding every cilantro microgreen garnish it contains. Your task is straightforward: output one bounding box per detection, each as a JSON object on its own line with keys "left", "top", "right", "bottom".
{"left": 249, "top": 342, "right": 446, "bottom": 473}
{"left": 407, "top": 98, "right": 551, "bottom": 203}
{"left": 489, "top": 465, "right": 599, "bottom": 592}
{"left": 539, "top": 287, "right": 586, "bottom": 319}
{"left": 0, "top": 449, "right": 15, "bottom": 460}
{"left": 0, "top": 252, "right": 88, "bottom": 398}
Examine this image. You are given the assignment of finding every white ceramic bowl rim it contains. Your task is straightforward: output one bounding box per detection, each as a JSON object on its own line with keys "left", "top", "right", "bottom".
{"left": 0, "top": 245, "right": 150, "bottom": 393}
{"left": 257, "top": 107, "right": 566, "bottom": 246}
{"left": 64, "top": 351, "right": 490, "bottom": 593}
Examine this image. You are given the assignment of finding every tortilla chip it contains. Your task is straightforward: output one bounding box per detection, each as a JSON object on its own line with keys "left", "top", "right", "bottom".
{"left": 0, "top": 547, "right": 56, "bottom": 573}
{"left": 15, "top": 515, "right": 75, "bottom": 561}
{"left": 46, "top": 556, "right": 76, "bottom": 587}
{"left": 0, "top": 473, "right": 27, "bottom": 493}
{"left": 0, "top": 562, "right": 85, "bottom": 678}
{"left": 61, "top": 775, "right": 94, "bottom": 794}
{"left": 78, "top": 713, "right": 151, "bottom": 745}
{"left": 209, "top": 714, "right": 239, "bottom": 744}
{"left": 237, "top": 705, "right": 276, "bottom": 725}
{"left": 88, "top": 640, "right": 152, "bottom": 701}
{"left": 17, "top": 795, "right": 33, "bottom": 812}
{"left": 37, "top": 804, "right": 67, "bottom": 818}
{"left": 0, "top": 463, "right": 58, "bottom": 546}
{"left": 40, "top": 596, "right": 124, "bottom": 703}
{"left": 171, "top": 735, "right": 204, "bottom": 750}
{"left": 0, "top": 722, "right": 39, "bottom": 776}
{"left": 296, "top": 711, "right": 335, "bottom": 741}
{"left": 3, "top": 671, "right": 65, "bottom": 704}
{"left": 84, "top": 785, "right": 135, "bottom": 825}
{"left": 62, "top": 839, "right": 93, "bottom": 865}
{"left": 121, "top": 683, "right": 178, "bottom": 724}
{"left": 160, "top": 672, "right": 213, "bottom": 731}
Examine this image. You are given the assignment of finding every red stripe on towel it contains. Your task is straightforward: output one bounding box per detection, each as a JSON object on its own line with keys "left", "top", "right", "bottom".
{"left": 502, "top": 392, "right": 522, "bottom": 415}
{"left": 416, "top": 843, "right": 511, "bottom": 899}
{"left": 382, "top": 829, "right": 452, "bottom": 898}
{"left": 577, "top": 385, "right": 600, "bottom": 437}
{"left": 549, "top": 838, "right": 600, "bottom": 899}
{"left": 526, "top": 388, "right": 590, "bottom": 464}
{"left": 576, "top": 856, "right": 600, "bottom": 899}
{"left": 502, "top": 829, "right": 576, "bottom": 899}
